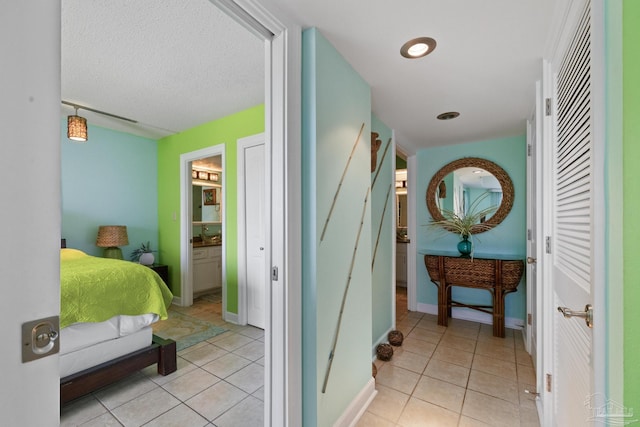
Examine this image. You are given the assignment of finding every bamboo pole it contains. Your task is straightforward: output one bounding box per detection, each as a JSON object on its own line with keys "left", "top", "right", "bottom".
{"left": 322, "top": 187, "right": 370, "bottom": 393}
{"left": 320, "top": 122, "right": 365, "bottom": 242}
{"left": 371, "top": 183, "right": 393, "bottom": 270}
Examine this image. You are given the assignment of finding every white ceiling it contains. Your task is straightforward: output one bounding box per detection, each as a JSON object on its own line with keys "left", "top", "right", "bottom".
{"left": 62, "top": 0, "right": 556, "bottom": 153}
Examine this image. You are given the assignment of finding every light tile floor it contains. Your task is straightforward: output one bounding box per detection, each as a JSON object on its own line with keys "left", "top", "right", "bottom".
{"left": 61, "top": 288, "right": 540, "bottom": 426}
{"left": 60, "top": 290, "right": 266, "bottom": 427}
{"left": 357, "top": 287, "right": 540, "bottom": 427}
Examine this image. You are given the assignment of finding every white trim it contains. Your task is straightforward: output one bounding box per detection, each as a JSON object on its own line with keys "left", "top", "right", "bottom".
{"left": 179, "top": 144, "right": 226, "bottom": 310}
{"left": 237, "top": 133, "right": 266, "bottom": 327}
{"left": 416, "top": 303, "right": 525, "bottom": 331}
{"left": 224, "top": 311, "right": 240, "bottom": 325}
{"left": 390, "top": 130, "right": 397, "bottom": 327}
{"left": 540, "top": 58, "right": 555, "bottom": 427}
{"left": 332, "top": 378, "right": 377, "bottom": 427}
{"left": 231, "top": 2, "right": 303, "bottom": 426}
{"left": 590, "top": 0, "right": 608, "bottom": 412}
{"left": 405, "top": 154, "right": 418, "bottom": 312}
{"left": 603, "top": 0, "right": 624, "bottom": 408}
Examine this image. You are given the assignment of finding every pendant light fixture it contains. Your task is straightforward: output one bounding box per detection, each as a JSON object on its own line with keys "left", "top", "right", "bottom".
{"left": 67, "top": 106, "right": 88, "bottom": 142}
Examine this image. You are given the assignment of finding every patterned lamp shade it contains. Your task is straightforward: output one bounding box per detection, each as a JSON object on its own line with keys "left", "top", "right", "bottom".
{"left": 67, "top": 114, "right": 88, "bottom": 142}
{"left": 96, "top": 226, "right": 129, "bottom": 259}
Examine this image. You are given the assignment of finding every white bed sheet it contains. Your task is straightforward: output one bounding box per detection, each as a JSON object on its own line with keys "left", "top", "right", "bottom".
{"left": 60, "top": 313, "right": 158, "bottom": 355}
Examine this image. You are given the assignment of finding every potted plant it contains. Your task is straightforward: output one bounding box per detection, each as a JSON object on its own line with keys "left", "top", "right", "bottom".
{"left": 429, "top": 191, "right": 497, "bottom": 256}
{"left": 130, "top": 241, "right": 156, "bottom": 265}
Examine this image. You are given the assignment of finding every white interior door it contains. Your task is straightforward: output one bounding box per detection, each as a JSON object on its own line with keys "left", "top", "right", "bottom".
{"left": 238, "top": 134, "right": 266, "bottom": 329}
{"left": 541, "top": 1, "right": 604, "bottom": 423}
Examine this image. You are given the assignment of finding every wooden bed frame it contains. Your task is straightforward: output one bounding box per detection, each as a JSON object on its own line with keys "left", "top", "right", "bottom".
{"left": 60, "top": 239, "right": 177, "bottom": 405}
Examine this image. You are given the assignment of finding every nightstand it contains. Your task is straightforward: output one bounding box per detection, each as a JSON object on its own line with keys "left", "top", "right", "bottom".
{"left": 148, "top": 264, "right": 169, "bottom": 286}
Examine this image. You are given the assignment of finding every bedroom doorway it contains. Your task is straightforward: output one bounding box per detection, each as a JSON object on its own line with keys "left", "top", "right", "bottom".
{"left": 180, "top": 145, "right": 226, "bottom": 310}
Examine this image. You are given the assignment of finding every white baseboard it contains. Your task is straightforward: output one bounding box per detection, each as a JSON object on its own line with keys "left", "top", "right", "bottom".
{"left": 224, "top": 311, "right": 240, "bottom": 324}
{"left": 333, "top": 378, "right": 377, "bottom": 427}
{"left": 172, "top": 296, "right": 183, "bottom": 306}
{"left": 416, "top": 303, "right": 525, "bottom": 331}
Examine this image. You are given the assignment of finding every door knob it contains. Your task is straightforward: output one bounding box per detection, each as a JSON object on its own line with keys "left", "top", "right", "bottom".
{"left": 527, "top": 257, "right": 537, "bottom": 264}
{"left": 557, "top": 304, "right": 593, "bottom": 328}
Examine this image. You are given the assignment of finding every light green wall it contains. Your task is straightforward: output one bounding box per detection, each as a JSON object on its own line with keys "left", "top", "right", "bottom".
{"left": 302, "top": 28, "right": 373, "bottom": 427}
{"left": 157, "top": 105, "right": 264, "bottom": 310}
{"left": 371, "top": 115, "right": 394, "bottom": 347}
{"left": 623, "top": 0, "right": 640, "bottom": 410}
{"left": 416, "top": 135, "right": 527, "bottom": 321}
{"left": 61, "top": 122, "right": 159, "bottom": 260}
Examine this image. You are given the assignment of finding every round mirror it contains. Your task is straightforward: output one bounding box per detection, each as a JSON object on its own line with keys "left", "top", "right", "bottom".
{"left": 426, "top": 157, "right": 514, "bottom": 234}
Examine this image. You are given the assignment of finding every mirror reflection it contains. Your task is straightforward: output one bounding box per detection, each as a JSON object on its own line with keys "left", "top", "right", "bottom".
{"left": 192, "top": 185, "right": 221, "bottom": 223}
{"left": 436, "top": 167, "right": 502, "bottom": 223}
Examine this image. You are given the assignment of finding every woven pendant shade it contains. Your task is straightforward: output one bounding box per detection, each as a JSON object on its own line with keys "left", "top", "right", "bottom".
{"left": 67, "top": 114, "right": 88, "bottom": 142}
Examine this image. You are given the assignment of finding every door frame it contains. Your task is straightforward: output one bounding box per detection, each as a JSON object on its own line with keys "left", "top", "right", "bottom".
{"left": 180, "top": 144, "right": 226, "bottom": 309}
{"left": 215, "top": 2, "right": 302, "bottom": 426}
{"left": 237, "top": 132, "right": 266, "bottom": 326}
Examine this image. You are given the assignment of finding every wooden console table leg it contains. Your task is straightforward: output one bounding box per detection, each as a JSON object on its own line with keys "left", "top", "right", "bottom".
{"left": 437, "top": 282, "right": 449, "bottom": 327}
{"left": 492, "top": 290, "right": 505, "bottom": 338}
{"left": 493, "top": 260, "right": 505, "bottom": 338}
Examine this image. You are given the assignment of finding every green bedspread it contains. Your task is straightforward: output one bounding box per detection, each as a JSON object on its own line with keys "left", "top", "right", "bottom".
{"left": 60, "top": 248, "right": 173, "bottom": 329}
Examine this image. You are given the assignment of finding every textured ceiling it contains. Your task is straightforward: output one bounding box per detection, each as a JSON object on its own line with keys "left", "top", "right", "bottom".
{"left": 62, "top": 0, "right": 556, "bottom": 153}
{"left": 61, "top": 0, "right": 264, "bottom": 140}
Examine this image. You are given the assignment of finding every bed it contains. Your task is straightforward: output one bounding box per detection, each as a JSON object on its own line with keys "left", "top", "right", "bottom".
{"left": 59, "top": 239, "right": 177, "bottom": 405}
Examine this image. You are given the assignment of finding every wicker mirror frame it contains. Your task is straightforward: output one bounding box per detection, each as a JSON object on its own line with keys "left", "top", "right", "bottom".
{"left": 426, "top": 157, "right": 514, "bottom": 235}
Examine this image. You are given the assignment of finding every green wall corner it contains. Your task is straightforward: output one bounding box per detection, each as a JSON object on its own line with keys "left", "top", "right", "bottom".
{"left": 157, "top": 104, "right": 265, "bottom": 314}
{"left": 623, "top": 0, "right": 640, "bottom": 410}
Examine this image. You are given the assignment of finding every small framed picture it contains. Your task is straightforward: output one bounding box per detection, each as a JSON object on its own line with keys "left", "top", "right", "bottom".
{"left": 203, "top": 188, "right": 216, "bottom": 205}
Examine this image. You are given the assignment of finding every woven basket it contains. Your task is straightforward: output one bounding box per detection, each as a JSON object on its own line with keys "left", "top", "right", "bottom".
{"left": 372, "top": 362, "right": 377, "bottom": 378}
{"left": 376, "top": 343, "right": 393, "bottom": 361}
{"left": 388, "top": 330, "right": 404, "bottom": 346}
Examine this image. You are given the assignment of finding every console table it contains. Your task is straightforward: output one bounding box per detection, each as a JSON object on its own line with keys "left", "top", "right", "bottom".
{"left": 424, "top": 253, "right": 524, "bottom": 337}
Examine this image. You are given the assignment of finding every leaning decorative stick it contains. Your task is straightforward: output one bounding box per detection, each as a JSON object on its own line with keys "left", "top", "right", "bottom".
{"left": 322, "top": 187, "right": 370, "bottom": 393}
{"left": 371, "top": 137, "right": 392, "bottom": 190}
{"left": 371, "top": 184, "right": 393, "bottom": 271}
{"left": 320, "top": 122, "right": 365, "bottom": 242}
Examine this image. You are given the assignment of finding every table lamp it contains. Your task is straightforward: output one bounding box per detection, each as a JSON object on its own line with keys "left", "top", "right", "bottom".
{"left": 96, "top": 225, "right": 129, "bottom": 259}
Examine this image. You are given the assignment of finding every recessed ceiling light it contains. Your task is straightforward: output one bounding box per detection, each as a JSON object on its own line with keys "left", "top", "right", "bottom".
{"left": 437, "top": 111, "right": 460, "bottom": 120}
{"left": 400, "top": 37, "right": 437, "bottom": 59}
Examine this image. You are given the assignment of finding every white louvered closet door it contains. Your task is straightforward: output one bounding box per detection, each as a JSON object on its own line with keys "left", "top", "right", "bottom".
{"left": 549, "top": 1, "right": 597, "bottom": 424}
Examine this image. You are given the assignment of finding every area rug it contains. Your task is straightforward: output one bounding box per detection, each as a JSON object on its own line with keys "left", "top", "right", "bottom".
{"left": 153, "top": 310, "right": 228, "bottom": 351}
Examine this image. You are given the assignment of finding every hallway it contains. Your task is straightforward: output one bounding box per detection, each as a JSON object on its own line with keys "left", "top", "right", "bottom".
{"left": 357, "top": 287, "right": 540, "bottom": 426}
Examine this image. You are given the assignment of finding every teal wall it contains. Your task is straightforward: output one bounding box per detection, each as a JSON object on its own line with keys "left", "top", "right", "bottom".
{"left": 416, "top": 135, "right": 527, "bottom": 322}
{"left": 302, "top": 28, "right": 373, "bottom": 427}
{"left": 61, "top": 122, "right": 159, "bottom": 260}
{"left": 371, "top": 115, "right": 394, "bottom": 347}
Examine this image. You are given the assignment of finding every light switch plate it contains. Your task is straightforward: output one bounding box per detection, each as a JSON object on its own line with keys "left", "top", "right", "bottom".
{"left": 22, "top": 315, "right": 60, "bottom": 363}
